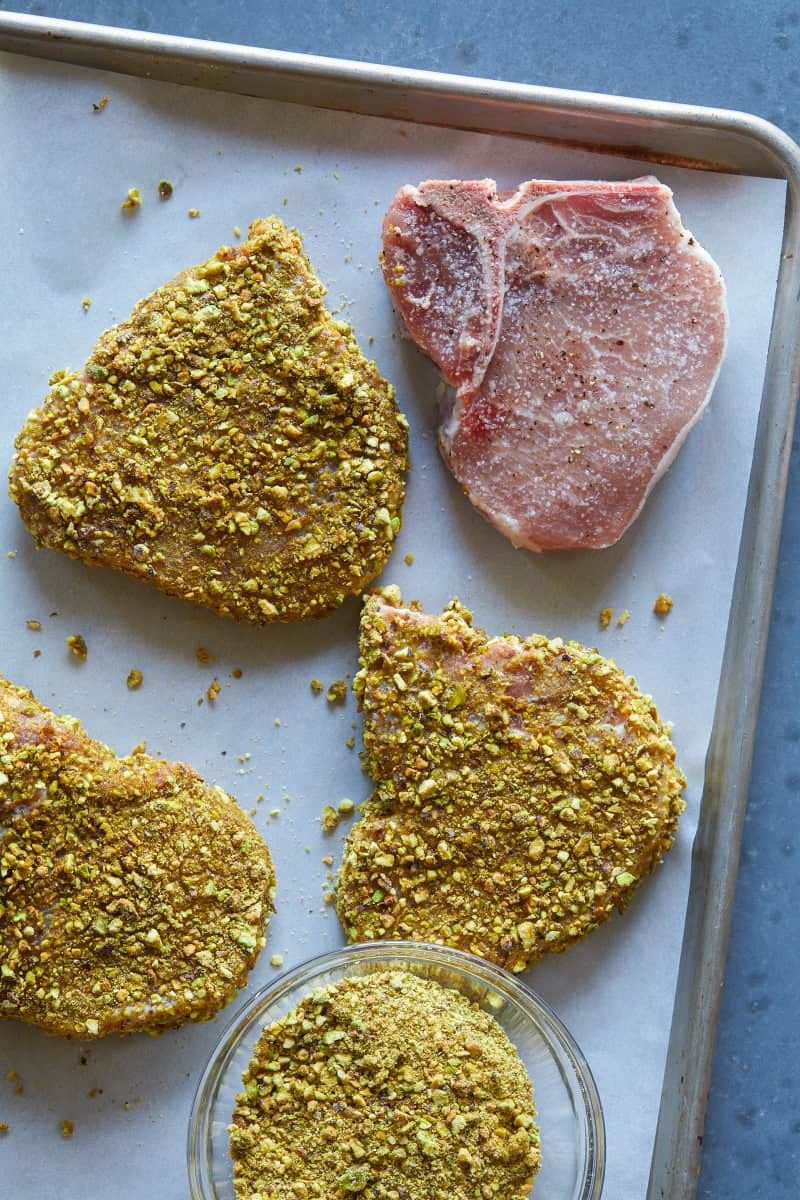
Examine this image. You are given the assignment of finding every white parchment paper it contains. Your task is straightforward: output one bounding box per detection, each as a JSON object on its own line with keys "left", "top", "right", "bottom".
{"left": 0, "top": 53, "right": 787, "bottom": 1199}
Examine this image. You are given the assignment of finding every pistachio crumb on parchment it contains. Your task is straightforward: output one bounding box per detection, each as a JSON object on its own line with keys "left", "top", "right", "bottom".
{"left": 121, "top": 188, "right": 141, "bottom": 211}
{"left": 326, "top": 679, "right": 347, "bottom": 704}
{"left": 321, "top": 805, "right": 340, "bottom": 833}
{"left": 66, "top": 634, "right": 87, "bottom": 660}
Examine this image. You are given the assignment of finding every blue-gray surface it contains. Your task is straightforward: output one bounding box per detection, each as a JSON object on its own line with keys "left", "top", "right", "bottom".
{"left": 1, "top": 2, "right": 798, "bottom": 1195}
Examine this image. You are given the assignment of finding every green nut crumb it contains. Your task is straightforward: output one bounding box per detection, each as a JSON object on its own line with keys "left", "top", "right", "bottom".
{"left": 158, "top": 179, "right": 174, "bottom": 200}
{"left": 66, "top": 634, "right": 87, "bottom": 660}
{"left": 126, "top": 669, "right": 143, "bottom": 690}
{"left": 339, "top": 1164, "right": 370, "bottom": 1192}
{"left": 326, "top": 679, "right": 347, "bottom": 704}
{"left": 321, "top": 805, "right": 340, "bottom": 832}
{"left": 121, "top": 188, "right": 141, "bottom": 211}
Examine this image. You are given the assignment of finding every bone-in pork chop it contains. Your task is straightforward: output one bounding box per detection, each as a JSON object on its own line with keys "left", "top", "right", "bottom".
{"left": 0, "top": 674, "right": 275, "bottom": 1037}
{"left": 336, "top": 587, "right": 685, "bottom": 973}
{"left": 10, "top": 218, "right": 408, "bottom": 622}
{"left": 382, "top": 177, "right": 728, "bottom": 550}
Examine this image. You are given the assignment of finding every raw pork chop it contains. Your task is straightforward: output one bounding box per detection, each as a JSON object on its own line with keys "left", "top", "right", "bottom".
{"left": 381, "top": 177, "right": 728, "bottom": 550}
{"left": 336, "top": 587, "right": 685, "bottom": 972}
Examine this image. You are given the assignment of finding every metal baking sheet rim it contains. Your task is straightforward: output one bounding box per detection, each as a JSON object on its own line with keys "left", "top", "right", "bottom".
{"left": 1, "top": 13, "right": 799, "bottom": 1200}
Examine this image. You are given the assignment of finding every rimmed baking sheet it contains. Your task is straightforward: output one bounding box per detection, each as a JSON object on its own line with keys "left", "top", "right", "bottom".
{"left": 0, "top": 36, "right": 794, "bottom": 1200}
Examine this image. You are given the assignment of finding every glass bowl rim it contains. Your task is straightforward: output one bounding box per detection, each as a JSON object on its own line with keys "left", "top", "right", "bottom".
{"left": 187, "top": 940, "right": 606, "bottom": 1200}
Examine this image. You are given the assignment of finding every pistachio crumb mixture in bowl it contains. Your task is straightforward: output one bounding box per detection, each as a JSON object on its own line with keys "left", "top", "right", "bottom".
{"left": 188, "top": 943, "right": 604, "bottom": 1200}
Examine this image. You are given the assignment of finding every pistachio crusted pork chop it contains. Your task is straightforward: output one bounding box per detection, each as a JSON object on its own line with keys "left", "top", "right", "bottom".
{"left": 9, "top": 218, "right": 408, "bottom": 623}
{"left": 0, "top": 675, "right": 275, "bottom": 1037}
{"left": 337, "top": 589, "right": 685, "bottom": 972}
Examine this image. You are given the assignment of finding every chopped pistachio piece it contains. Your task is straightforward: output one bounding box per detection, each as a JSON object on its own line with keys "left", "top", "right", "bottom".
{"left": 121, "top": 188, "right": 141, "bottom": 211}
{"left": 66, "top": 634, "right": 87, "bottom": 660}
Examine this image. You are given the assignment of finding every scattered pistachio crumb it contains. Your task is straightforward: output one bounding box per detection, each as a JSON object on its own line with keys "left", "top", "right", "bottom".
{"left": 617, "top": 609, "right": 631, "bottom": 627}
{"left": 7, "top": 551, "right": 15, "bottom": 559}
{"left": 338, "top": 798, "right": 355, "bottom": 815}
{"left": 324, "top": 890, "right": 335, "bottom": 904}
{"left": 321, "top": 805, "right": 340, "bottom": 832}
{"left": 404, "top": 551, "right": 414, "bottom": 565}
{"left": 187, "top": 208, "right": 201, "bottom": 218}
{"left": 270, "top": 953, "right": 284, "bottom": 968}
{"left": 26, "top": 620, "right": 41, "bottom": 631}
{"left": 206, "top": 678, "right": 221, "bottom": 703}
{"left": 0, "top": 1122, "right": 7, "bottom": 1133}
{"left": 5, "top": 1072, "right": 17, "bottom": 1082}
{"left": 126, "top": 669, "right": 143, "bottom": 690}
{"left": 326, "top": 679, "right": 347, "bottom": 704}
{"left": 270, "top": 808, "right": 280, "bottom": 817}
{"left": 322, "top": 855, "right": 334, "bottom": 866}
{"left": 121, "top": 188, "right": 141, "bottom": 211}
{"left": 293, "top": 165, "right": 302, "bottom": 173}
{"left": 196, "top": 647, "right": 211, "bottom": 665}
{"left": 345, "top": 736, "right": 355, "bottom": 749}
{"left": 654, "top": 593, "right": 674, "bottom": 616}
{"left": 158, "top": 179, "right": 174, "bottom": 199}
{"left": 274, "top": 718, "right": 281, "bottom": 727}
{"left": 81, "top": 297, "right": 92, "bottom": 310}
{"left": 310, "top": 678, "right": 324, "bottom": 693}
{"left": 66, "top": 634, "right": 87, "bottom": 660}
{"left": 599, "top": 607, "right": 613, "bottom": 628}
{"left": 60, "top": 1119, "right": 74, "bottom": 1138}
{"left": 232, "top": 668, "right": 243, "bottom": 679}
{"left": 233, "top": 225, "right": 242, "bottom": 238}
{"left": 92, "top": 95, "right": 108, "bottom": 112}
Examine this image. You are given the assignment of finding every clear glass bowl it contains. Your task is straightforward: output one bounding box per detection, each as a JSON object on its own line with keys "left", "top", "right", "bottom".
{"left": 188, "top": 941, "right": 605, "bottom": 1200}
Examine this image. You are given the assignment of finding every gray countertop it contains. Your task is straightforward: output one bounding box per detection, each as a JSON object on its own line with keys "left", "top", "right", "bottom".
{"left": 1, "top": 2, "right": 798, "bottom": 1195}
